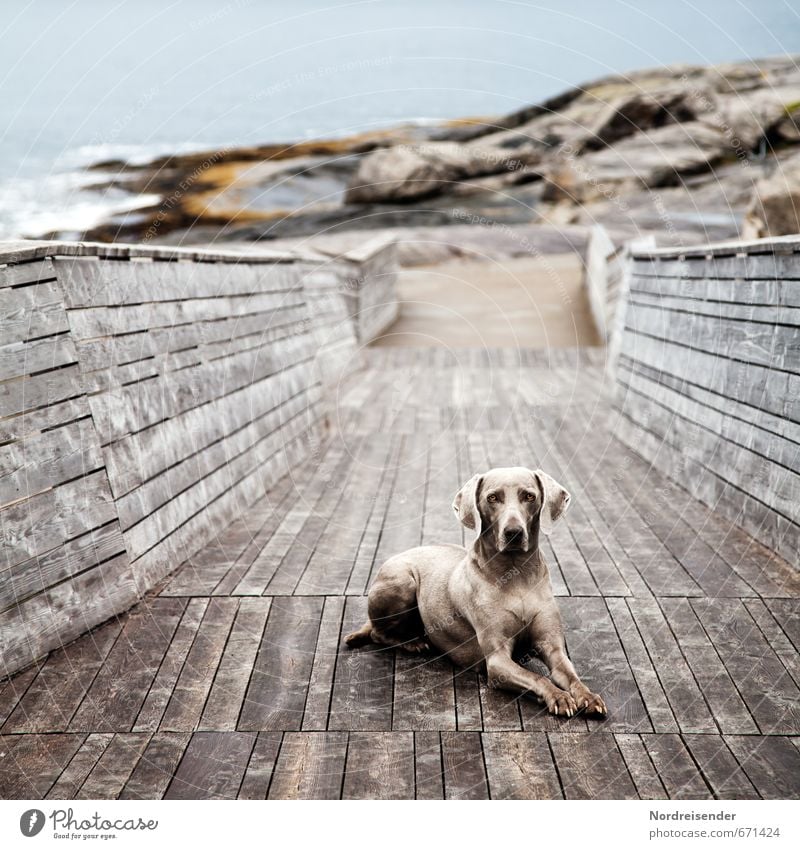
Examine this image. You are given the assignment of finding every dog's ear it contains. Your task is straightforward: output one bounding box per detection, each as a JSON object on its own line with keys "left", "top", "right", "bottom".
{"left": 532, "top": 469, "right": 571, "bottom": 535}
{"left": 452, "top": 474, "right": 483, "bottom": 534}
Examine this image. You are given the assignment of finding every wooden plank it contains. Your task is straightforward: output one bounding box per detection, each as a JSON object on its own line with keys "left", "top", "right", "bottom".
{"left": 56, "top": 256, "right": 300, "bottom": 307}
{"left": 725, "top": 735, "right": 800, "bottom": 799}
{"left": 238, "top": 596, "right": 323, "bottom": 731}
{"left": 69, "top": 598, "right": 186, "bottom": 732}
{"left": 620, "top": 442, "right": 800, "bottom": 598}
{"left": 232, "top": 443, "right": 348, "bottom": 595}
{"left": 393, "top": 652, "right": 456, "bottom": 730}
{"left": 548, "top": 732, "right": 637, "bottom": 799}
{"left": 211, "top": 479, "right": 304, "bottom": 597}
{"left": 328, "top": 597, "right": 393, "bottom": 731}
{"left": 482, "top": 732, "right": 562, "bottom": 799}
{"left": 617, "top": 375, "right": 798, "bottom": 532}
{"left": 692, "top": 598, "right": 800, "bottom": 734}
{"left": 744, "top": 599, "right": 800, "bottom": 688}
{"left": 614, "top": 733, "right": 667, "bottom": 799}
{"left": 164, "top": 731, "right": 257, "bottom": 800}
{"left": 119, "top": 395, "right": 315, "bottom": 565}
{"left": 345, "top": 436, "right": 403, "bottom": 595}
{"left": 239, "top": 598, "right": 323, "bottom": 730}
{"left": 266, "top": 437, "right": 368, "bottom": 595}
{"left": 0, "top": 663, "right": 40, "bottom": 726}
{"left": 602, "top": 424, "right": 758, "bottom": 598}
{"left": 618, "top": 352, "right": 800, "bottom": 454}
{"left": 103, "top": 359, "right": 311, "bottom": 500}
{"left": 683, "top": 734, "right": 759, "bottom": 799}
{"left": 625, "top": 298, "right": 800, "bottom": 371}
{"left": 0, "top": 395, "right": 90, "bottom": 444}
{"left": 0, "top": 333, "right": 78, "bottom": 380}
{"left": 0, "top": 551, "right": 138, "bottom": 679}
{"left": 441, "top": 732, "right": 489, "bottom": 799}
{"left": 3, "top": 615, "right": 124, "bottom": 732}
{"left": 626, "top": 598, "right": 718, "bottom": 733}
{"left": 0, "top": 733, "right": 84, "bottom": 798}
{"left": 160, "top": 497, "right": 280, "bottom": 596}
{"left": 554, "top": 415, "right": 703, "bottom": 597}
{"left": 132, "top": 599, "right": 208, "bottom": 732}
{"left": 659, "top": 597, "right": 758, "bottom": 734}
{"left": 1, "top": 521, "right": 126, "bottom": 614}
{"left": 640, "top": 734, "right": 712, "bottom": 799}
{"left": 301, "top": 596, "right": 345, "bottom": 731}
{"left": 765, "top": 598, "right": 800, "bottom": 651}
{"left": 66, "top": 289, "right": 302, "bottom": 340}
{"left": 130, "top": 426, "right": 317, "bottom": 593}
{"left": 612, "top": 408, "right": 798, "bottom": 568}
{"left": 0, "top": 363, "right": 84, "bottom": 420}
{"left": 74, "top": 732, "right": 151, "bottom": 799}
{"left": 199, "top": 598, "right": 271, "bottom": 731}
{"left": 0, "top": 258, "right": 56, "bottom": 289}
{"left": 119, "top": 732, "right": 191, "bottom": 800}
{"left": 294, "top": 435, "right": 394, "bottom": 594}
{"left": 1, "top": 280, "right": 68, "bottom": 344}
{"left": 619, "top": 328, "right": 794, "bottom": 424}
{"left": 237, "top": 732, "right": 282, "bottom": 799}
{"left": 342, "top": 731, "right": 414, "bottom": 800}
{"left": 45, "top": 733, "right": 114, "bottom": 799}
{"left": 559, "top": 597, "right": 651, "bottom": 732}
{"left": 159, "top": 597, "right": 238, "bottom": 732}
{"left": 454, "top": 667, "right": 483, "bottom": 732}
{"left": 88, "top": 337, "right": 314, "bottom": 447}
{"left": 267, "top": 732, "right": 348, "bottom": 799}
{"left": 414, "top": 731, "right": 444, "bottom": 799}
{"left": 606, "top": 599, "right": 678, "bottom": 733}
{"left": 0, "top": 469, "right": 118, "bottom": 572}
{"left": 619, "top": 360, "right": 800, "bottom": 474}
{"left": 112, "top": 376, "right": 313, "bottom": 533}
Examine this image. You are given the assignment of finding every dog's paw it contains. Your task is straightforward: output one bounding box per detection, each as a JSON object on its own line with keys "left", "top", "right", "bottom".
{"left": 401, "top": 637, "right": 431, "bottom": 654}
{"left": 545, "top": 689, "right": 578, "bottom": 717}
{"left": 574, "top": 689, "right": 607, "bottom": 716}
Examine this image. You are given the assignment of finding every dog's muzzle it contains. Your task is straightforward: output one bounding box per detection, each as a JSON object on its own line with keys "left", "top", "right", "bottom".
{"left": 500, "top": 526, "right": 528, "bottom": 552}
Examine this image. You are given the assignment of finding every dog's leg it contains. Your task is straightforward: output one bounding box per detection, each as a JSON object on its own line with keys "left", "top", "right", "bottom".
{"left": 344, "top": 621, "right": 429, "bottom": 652}
{"left": 532, "top": 617, "right": 607, "bottom": 715}
{"left": 484, "top": 645, "right": 577, "bottom": 717}
{"left": 344, "top": 621, "right": 374, "bottom": 648}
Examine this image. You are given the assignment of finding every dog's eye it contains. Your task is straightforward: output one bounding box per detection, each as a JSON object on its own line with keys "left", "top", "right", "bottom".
{"left": 523, "top": 491, "right": 536, "bottom": 501}
{"left": 486, "top": 493, "right": 498, "bottom": 503}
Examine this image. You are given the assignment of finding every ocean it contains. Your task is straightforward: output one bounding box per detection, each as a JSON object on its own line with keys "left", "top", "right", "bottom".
{"left": 1, "top": 0, "right": 798, "bottom": 239}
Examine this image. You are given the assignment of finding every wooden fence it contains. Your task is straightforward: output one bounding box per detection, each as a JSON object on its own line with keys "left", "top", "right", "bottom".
{"left": 0, "top": 238, "right": 396, "bottom": 676}
{"left": 613, "top": 236, "right": 800, "bottom": 565}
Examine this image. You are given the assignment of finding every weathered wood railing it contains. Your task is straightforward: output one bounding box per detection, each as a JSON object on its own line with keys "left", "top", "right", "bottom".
{"left": 612, "top": 236, "right": 800, "bottom": 565}
{"left": 0, "top": 238, "right": 396, "bottom": 676}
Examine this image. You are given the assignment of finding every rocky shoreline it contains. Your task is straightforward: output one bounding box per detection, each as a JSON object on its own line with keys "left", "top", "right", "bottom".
{"left": 59, "top": 55, "right": 800, "bottom": 250}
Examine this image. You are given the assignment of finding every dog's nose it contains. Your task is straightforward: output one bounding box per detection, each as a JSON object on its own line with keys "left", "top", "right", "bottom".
{"left": 503, "top": 528, "right": 525, "bottom": 548}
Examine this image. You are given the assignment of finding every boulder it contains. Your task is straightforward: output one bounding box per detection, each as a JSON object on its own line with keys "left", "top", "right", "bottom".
{"left": 742, "top": 151, "right": 800, "bottom": 237}
{"left": 345, "top": 140, "right": 538, "bottom": 203}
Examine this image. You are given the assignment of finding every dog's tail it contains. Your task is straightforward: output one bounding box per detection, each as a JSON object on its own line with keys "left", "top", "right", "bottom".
{"left": 344, "top": 621, "right": 374, "bottom": 648}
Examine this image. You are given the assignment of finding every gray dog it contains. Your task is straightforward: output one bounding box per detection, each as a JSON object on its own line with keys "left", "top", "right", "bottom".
{"left": 345, "top": 466, "right": 606, "bottom": 717}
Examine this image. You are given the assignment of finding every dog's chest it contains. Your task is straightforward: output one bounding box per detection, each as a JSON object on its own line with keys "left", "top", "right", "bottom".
{"left": 500, "top": 587, "right": 540, "bottom": 630}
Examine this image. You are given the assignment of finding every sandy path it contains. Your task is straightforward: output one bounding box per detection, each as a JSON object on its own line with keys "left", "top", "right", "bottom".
{"left": 371, "top": 254, "right": 600, "bottom": 348}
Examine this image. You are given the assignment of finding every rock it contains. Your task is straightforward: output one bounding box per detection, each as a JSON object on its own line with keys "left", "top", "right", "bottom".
{"left": 578, "top": 121, "right": 732, "bottom": 188}
{"left": 583, "top": 87, "right": 699, "bottom": 151}
{"left": 742, "top": 151, "right": 800, "bottom": 237}
{"left": 72, "top": 54, "right": 800, "bottom": 246}
{"left": 345, "top": 140, "right": 538, "bottom": 203}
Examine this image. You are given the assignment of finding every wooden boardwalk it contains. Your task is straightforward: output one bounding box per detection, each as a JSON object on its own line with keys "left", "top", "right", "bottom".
{"left": 1, "top": 347, "right": 799, "bottom": 800}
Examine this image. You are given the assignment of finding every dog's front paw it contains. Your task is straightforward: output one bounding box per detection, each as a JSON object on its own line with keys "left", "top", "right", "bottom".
{"left": 401, "top": 637, "right": 431, "bottom": 654}
{"left": 572, "top": 687, "right": 607, "bottom": 716}
{"left": 545, "top": 689, "right": 578, "bottom": 717}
